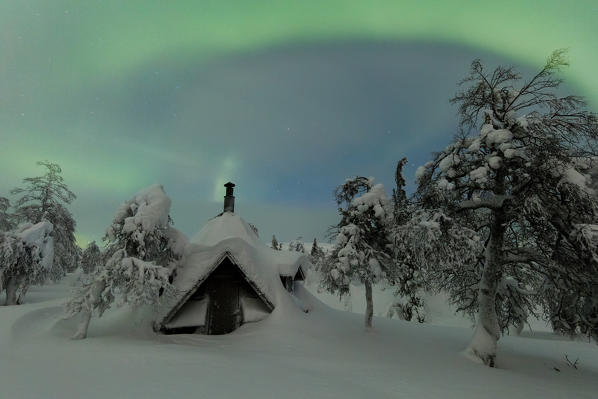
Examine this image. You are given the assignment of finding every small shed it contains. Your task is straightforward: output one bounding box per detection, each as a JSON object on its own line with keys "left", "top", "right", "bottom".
{"left": 156, "top": 183, "right": 309, "bottom": 335}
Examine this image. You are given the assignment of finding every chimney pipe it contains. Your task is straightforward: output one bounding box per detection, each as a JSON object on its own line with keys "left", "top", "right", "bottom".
{"left": 223, "top": 182, "right": 235, "bottom": 213}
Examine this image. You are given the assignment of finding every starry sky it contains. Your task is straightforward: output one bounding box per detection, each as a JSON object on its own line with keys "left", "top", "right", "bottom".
{"left": 1, "top": 1, "right": 597, "bottom": 246}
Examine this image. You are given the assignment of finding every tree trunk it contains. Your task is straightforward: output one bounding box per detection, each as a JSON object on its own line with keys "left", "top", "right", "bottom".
{"left": 16, "top": 284, "right": 29, "bottom": 305}
{"left": 71, "top": 279, "right": 106, "bottom": 339}
{"left": 72, "top": 310, "right": 92, "bottom": 340}
{"left": 4, "top": 276, "right": 19, "bottom": 306}
{"left": 343, "top": 292, "right": 353, "bottom": 312}
{"left": 365, "top": 280, "right": 373, "bottom": 329}
{"left": 508, "top": 318, "right": 525, "bottom": 336}
{"left": 466, "top": 210, "right": 505, "bottom": 367}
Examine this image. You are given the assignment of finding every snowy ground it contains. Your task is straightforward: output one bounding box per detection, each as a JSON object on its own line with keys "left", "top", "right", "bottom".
{"left": 1, "top": 275, "right": 597, "bottom": 399}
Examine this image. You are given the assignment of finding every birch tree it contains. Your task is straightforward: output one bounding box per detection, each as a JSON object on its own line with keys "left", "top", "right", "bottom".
{"left": 416, "top": 50, "right": 598, "bottom": 366}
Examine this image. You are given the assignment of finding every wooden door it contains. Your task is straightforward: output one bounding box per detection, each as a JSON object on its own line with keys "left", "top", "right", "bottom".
{"left": 207, "top": 277, "right": 241, "bottom": 335}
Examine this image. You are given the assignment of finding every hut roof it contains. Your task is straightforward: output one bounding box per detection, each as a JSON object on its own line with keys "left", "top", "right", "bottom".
{"left": 155, "top": 212, "right": 311, "bottom": 328}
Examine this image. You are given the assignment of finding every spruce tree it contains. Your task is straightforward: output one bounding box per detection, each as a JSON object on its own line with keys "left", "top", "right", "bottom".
{"left": 0, "top": 221, "right": 54, "bottom": 304}
{"left": 66, "top": 185, "right": 185, "bottom": 339}
{"left": 321, "top": 177, "right": 394, "bottom": 328}
{"left": 388, "top": 158, "right": 428, "bottom": 323}
{"left": 80, "top": 241, "right": 102, "bottom": 274}
{"left": 310, "top": 238, "right": 325, "bottom": 265}
{"left": 290, "top": 237, "right": 305, "bottom": 253}
{"left": 0, "top": 197, "right": 13, "bottom": 232}
{"left": 11, "top": 161, "right": 77, "bottom": 280}
{"left": 271, "top": 235, "right": 281, "bottom": 251}
{"left": 392, "top": 158, "right": 409, "bottom": 225}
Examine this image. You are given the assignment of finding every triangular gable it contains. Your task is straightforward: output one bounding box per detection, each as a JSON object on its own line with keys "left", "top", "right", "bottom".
{"left": 159, "top": 251, "right": 275, "bottom": 329}
{"left": 294, "top": 265, "right": 306, "bottom": 281}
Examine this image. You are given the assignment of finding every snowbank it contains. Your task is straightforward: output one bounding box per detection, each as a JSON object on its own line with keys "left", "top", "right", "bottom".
{"left": 1, "top": 280, "right": 597, "bottom": 399}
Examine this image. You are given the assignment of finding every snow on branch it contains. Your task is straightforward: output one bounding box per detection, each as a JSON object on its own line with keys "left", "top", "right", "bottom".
{"left": 65, "top": 184, "right": 185, "bottom": 339}
{"left": 459, "top": 195, "right": 508, "bottom": 211}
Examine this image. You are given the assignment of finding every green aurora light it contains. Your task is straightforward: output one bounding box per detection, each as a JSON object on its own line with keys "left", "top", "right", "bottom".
{"left": 3, "top": 0, "right": 596, "bottom": 102}
{"left": 1, "top": 0, "right": 596, "bottom": 245}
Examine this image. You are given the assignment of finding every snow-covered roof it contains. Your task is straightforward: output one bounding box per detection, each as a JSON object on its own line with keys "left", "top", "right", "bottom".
{"left": 191, "top": 211, "right": 260, "bottom": 247}
{"left": 156, "top": 212, "right": 311, "bottom": 327}
{"left": 190, "top": 212, "right": 309, "bottom": 278}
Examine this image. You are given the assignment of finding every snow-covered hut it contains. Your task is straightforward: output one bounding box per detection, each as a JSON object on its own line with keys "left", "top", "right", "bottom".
{"left": 156, "top": 183, "right": 308, "bottom": 335}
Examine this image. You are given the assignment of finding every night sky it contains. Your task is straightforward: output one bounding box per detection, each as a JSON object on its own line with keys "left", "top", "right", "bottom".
{"left": 1, "top": 1, "right": 597, "bottom": 246}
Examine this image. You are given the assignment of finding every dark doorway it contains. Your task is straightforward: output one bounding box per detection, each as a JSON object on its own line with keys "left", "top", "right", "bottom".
{"left": 205, "top": 260, "right": 242, "bottom": 334}
{"left": 162, "top": 256, "right": 272, "bottom": 335}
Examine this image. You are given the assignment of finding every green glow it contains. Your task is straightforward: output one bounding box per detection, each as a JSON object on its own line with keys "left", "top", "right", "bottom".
{"left": 2, "top": 0, "right": 596, "bottom": 104}
{"left": 211, "top": 156, "right": 238, "bottom": 202}
{"left": 2, "top": 1, "right": 596, "bottom": 243}
{"left": 74, "top": 233, "right": 93, "bottom": 248}
{"left": 2, "top": 132, "right": 155, "bottom": 194}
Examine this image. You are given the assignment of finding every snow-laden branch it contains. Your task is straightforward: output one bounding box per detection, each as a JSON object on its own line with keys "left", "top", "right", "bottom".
{"left": 458, "top": 195, "right": 508, "bottom": 211}
{"left": 503, "top": 247, "right": 547, "bottom": 264}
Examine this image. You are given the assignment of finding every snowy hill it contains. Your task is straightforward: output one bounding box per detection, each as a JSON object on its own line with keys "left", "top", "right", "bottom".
{"left": 0, "top": 276, "right": 597, "bottom": 399}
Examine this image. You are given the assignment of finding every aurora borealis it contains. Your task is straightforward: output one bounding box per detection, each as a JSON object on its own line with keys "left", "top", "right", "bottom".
{"left": 1, "top": 1, "right": 596, "bottom": 245}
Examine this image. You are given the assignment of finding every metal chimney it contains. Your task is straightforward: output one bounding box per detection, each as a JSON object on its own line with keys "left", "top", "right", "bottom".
{"left": 223, "top": 182, "right": 235, "bottom": 213}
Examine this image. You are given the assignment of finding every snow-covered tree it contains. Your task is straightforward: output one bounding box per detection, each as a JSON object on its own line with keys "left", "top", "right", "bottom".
{"left": 11, "top": 161, "right": 77, "bottom": 280}
{"left": 387, "top": 160, "right": 429, "bottom": 323}
{"left": 65, "top": 185, "right": 186, "bottom": 339}
{"left": 0, "top": 221, "right": 54, "bottom": 305}
{"left": 416, "top": 50, "right": 598, "bottom": 366}
{"left": 540, "top": 222, "right": 598, "bottom": 341}
{"left": 310, "top": 238, "right": 325, "bottom": 266}
{"left": 80, "top": 241, "right": 102, "bottom": 274}
{"left": 51, "top": 204, "right": 80, "bottom": 275}
{"left": 392, "top": 158, "right": 409, "bottom": 225}
{"left": 391, "top": 209, "right": 483, "bottom": 323}
{"left": 288, "top": 237, "right": 305, "bottom": 253}
{"left": 321, "top": 177, "right": 394, "bottom": 328}
{"left": 271, "top": 235, "right": 281, "bottom": 250}
{"left": 0, "top": 197, "right": 14, "bottom": 232}
{"left": 528, "top": 158, "right": 598, "bottom": 340}
{"left": 248, "top": 223, "right": 259, "bottom": 237}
